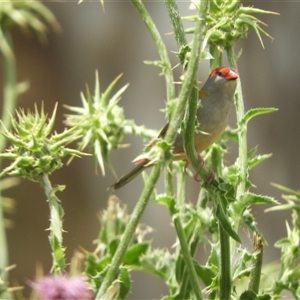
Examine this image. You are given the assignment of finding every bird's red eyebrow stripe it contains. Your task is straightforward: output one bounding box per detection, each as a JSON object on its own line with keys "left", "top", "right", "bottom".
{"left": 209, "top": 67, "right": 239, "bottom": 80}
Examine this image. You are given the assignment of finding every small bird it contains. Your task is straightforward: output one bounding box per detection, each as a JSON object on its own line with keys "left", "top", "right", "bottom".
{"left": 111, "top": 67, "right": 239, "bottom": 190}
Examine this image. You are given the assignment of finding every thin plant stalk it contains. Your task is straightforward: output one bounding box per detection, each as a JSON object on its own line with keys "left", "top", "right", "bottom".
{"left": 218, "top": 209, "right": 231, "bottom": 300}
{"left": 165, "top": 0, "right": 187, "bottom": 48}
{"left": 0, "top": 29, "right": 17, "bottom": 294}
{"left": 209, "top": 44, "right": 222, "bottom": 71}
{"left": 40, "top": 174, "right": 66, "bottom": 274}
{"left": 209, "top": 45, "right": 231, "bottom": 300}
{"left": 165, "top": 2, "right": 203, "bottom": 296}
{"left": 213, "top": 43, "right": 249, "bottom": 299}
{"left": 173, "top": 216, "right": 203, "bottom": 300}
{"left": 226, "top": 46, "right": 248, "bottom": 242}
{"left": 131, "top": 0, "right": 175, "bottom": 103}
{"left": 248, "top": 235, "right": 263, "bottom": 294}
{"left": 96, "top": 164, "right": 161, "bottom": 299}
{"left": 97, "top": 0, "right": 209, "bottom": 297}
{"left": 165, "top": 1, "right": 209, "bottom": 298}
{"left": 165, "top": 163, "right": 174, "bottom": 197}
{"left": 0, "top": 32, "right": 17, "bottom": 153}
{"left": 226, "top": 46, "right": 247, "bottom": 201}
{"left": 165, "top": 0, "right": 210, "bottom": 297}
{"left": 97, "top": 0, "right": 178, "bottom": 296}
{"left": 176, "top": 163, "right": 186, "bottom": 210}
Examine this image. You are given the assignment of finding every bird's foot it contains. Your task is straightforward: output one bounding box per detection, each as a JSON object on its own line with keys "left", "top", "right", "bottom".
{"left": 183, "top": 159, "right": 189, "bottom": 173}
{"left": 205, "top": 168, "right": 215, "bottom": 185}
{"left": 193, "top": 155, "right": 215, "bottom": 185}
{"left": 193, "top": 155, "right": 205, "bottom": 182}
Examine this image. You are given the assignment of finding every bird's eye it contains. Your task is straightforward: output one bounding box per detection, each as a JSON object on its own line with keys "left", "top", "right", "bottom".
{"left": 217, "top": 71, "right": 223, "bottom": 77}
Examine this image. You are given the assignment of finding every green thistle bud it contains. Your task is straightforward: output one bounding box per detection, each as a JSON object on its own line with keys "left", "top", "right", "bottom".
{"left": 208, "top": 30, "right": 224, "bottom": 45}
{"left": 64, "top": 72, "right": 129, "bottom": 176}
{"left": 184, "top": 1, "right": 278, "bottom": 49}
{"left": 0, "top": 104, "right": 83, "bottom": 181}
{"left": 64, "top": 71, "right": 158, "bottom": 177}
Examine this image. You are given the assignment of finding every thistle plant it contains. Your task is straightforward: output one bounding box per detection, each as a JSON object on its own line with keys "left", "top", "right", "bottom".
{"left": 0, "top": 1, "right": 60, "bottom": 58}
{"left": 0, "top": 104, "right": 82, "bottom": 180}
{"left": 0, "top": 1, "right": 60, "bottom": 298}
{"left": 0, "top": 104, "right": 84, "bottom": 276}
{"left": 1, "top": 1, "right": 299, "bottom": 300}
{"left": 91, "top": 1, "right": 279, "bottom": 300}
{"left": 64, "top": 72, "right": 157, "bottom": 176}
{"left": 265, "top": 183, "right": 300, "bottom": 298}
{"left": 183, "top": 0, "right": 278, "bottom": 49}
{"left": 0, "top": 1, "right": 60, "bottom": 151}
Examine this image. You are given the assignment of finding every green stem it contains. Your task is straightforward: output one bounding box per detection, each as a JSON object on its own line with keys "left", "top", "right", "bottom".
{"left": 0, "top": 30, "right": 17, "bottom": 153}
{"left": 0, "top": 190, "right": 11, "bottom": 300}
{"left": 97, "top": 0, "right": 209, "bottom": 298}
{"left": 209, "top": 44, "right": 232, "bottom": 300}
{"left": 209, "top": 44, "right": 222, "bottom": 69}
{"left": 226, "top": 46, "right": 248, "bottom": 247}
{"left": 166, "top": 1, "right": 208, "bottom": 298}
{"left": 165, "top": 2, "right": 203, "bottom": 297}
{"left": 176, "top": 162, "right": 186, "bottom": 210}
{"left": 226, "top": 46, "right": 247, "bottom": 200}
{"left": 165, "top": 2, "right": 208, "bottom": 299}
{"left": 165, "top": 0, "right": 187, "bottom": 48}
{"left": 173, "top": 165, "right": 202, "bottom": 300}
{"left": 164, "top": 162, "right": 174, "bottom": 197}
{"left": 219, "top": 45, "right": 246, "bottom": 300}
{"left": 165, "top": 2, "right": 200, "bottom": 295}
{"left": 0, "top": 30, "right": 17, "bottom": 298}
{"left": 197, "top": 188, "right": 210, "bottom": 209}
{"left": 248, "top": 236, "right": 263, "bottom": 294}
{"left": 180, "top": 4, "right": 219, "bottom": 187}
{"left": 96, "top": 1, "right": 182, "bottom": 297}
{"left": 131, "top": 0, "right": 175, "bottom": 104}
{"left": 178, "top": 1, "right": 209, "bottom": 157}
{"left": 96, "top": 164, "right": 161, "bottom": 299}
{"left": 41, "top": 174, "right": 66, "bottom": 274}
{"left": 173, "top": 215, "right": 203, "bottom": 300}
{"left": 218, "top": 198, "right": 231, "bottom": 300}
{"left": 0, "top": 192, "right": 7, "bottom": 270}
{"left": 177, "top": 217, "right": 202, "bottom": 299}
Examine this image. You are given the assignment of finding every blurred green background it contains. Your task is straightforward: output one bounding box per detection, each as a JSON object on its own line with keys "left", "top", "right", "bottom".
{"left": 1, "top": 1, "right": 298, "bottom": 298}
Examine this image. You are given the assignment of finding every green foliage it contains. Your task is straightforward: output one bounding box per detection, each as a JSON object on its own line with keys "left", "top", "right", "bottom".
{"left": 242, "top": 108, "right": 278, "bottom": 125}
{"left": 2, "top": 0, "right": 297, "bottom": 300}
{"left": 265, "top": 183, "right": 300, "bottom": 298}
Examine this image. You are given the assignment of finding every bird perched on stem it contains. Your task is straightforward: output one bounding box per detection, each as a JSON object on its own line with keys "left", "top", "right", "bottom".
{"left": 111, "top": 67, "right": 239, "bottom": 190}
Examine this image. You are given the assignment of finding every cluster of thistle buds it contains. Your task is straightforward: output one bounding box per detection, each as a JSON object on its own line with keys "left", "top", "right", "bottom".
{"left": 183, "top": 0, "right": 278, "bottom": 48}
{"left": 0, "top": 72, "right": 157, "bottom": 181}
{"left": 0, "top": 104, "right": 83, "bottom": 181}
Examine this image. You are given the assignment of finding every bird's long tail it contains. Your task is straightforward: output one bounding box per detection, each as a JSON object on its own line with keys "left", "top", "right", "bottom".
{"left": 110, "top": 159, "right": 148, "bottom": 190}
